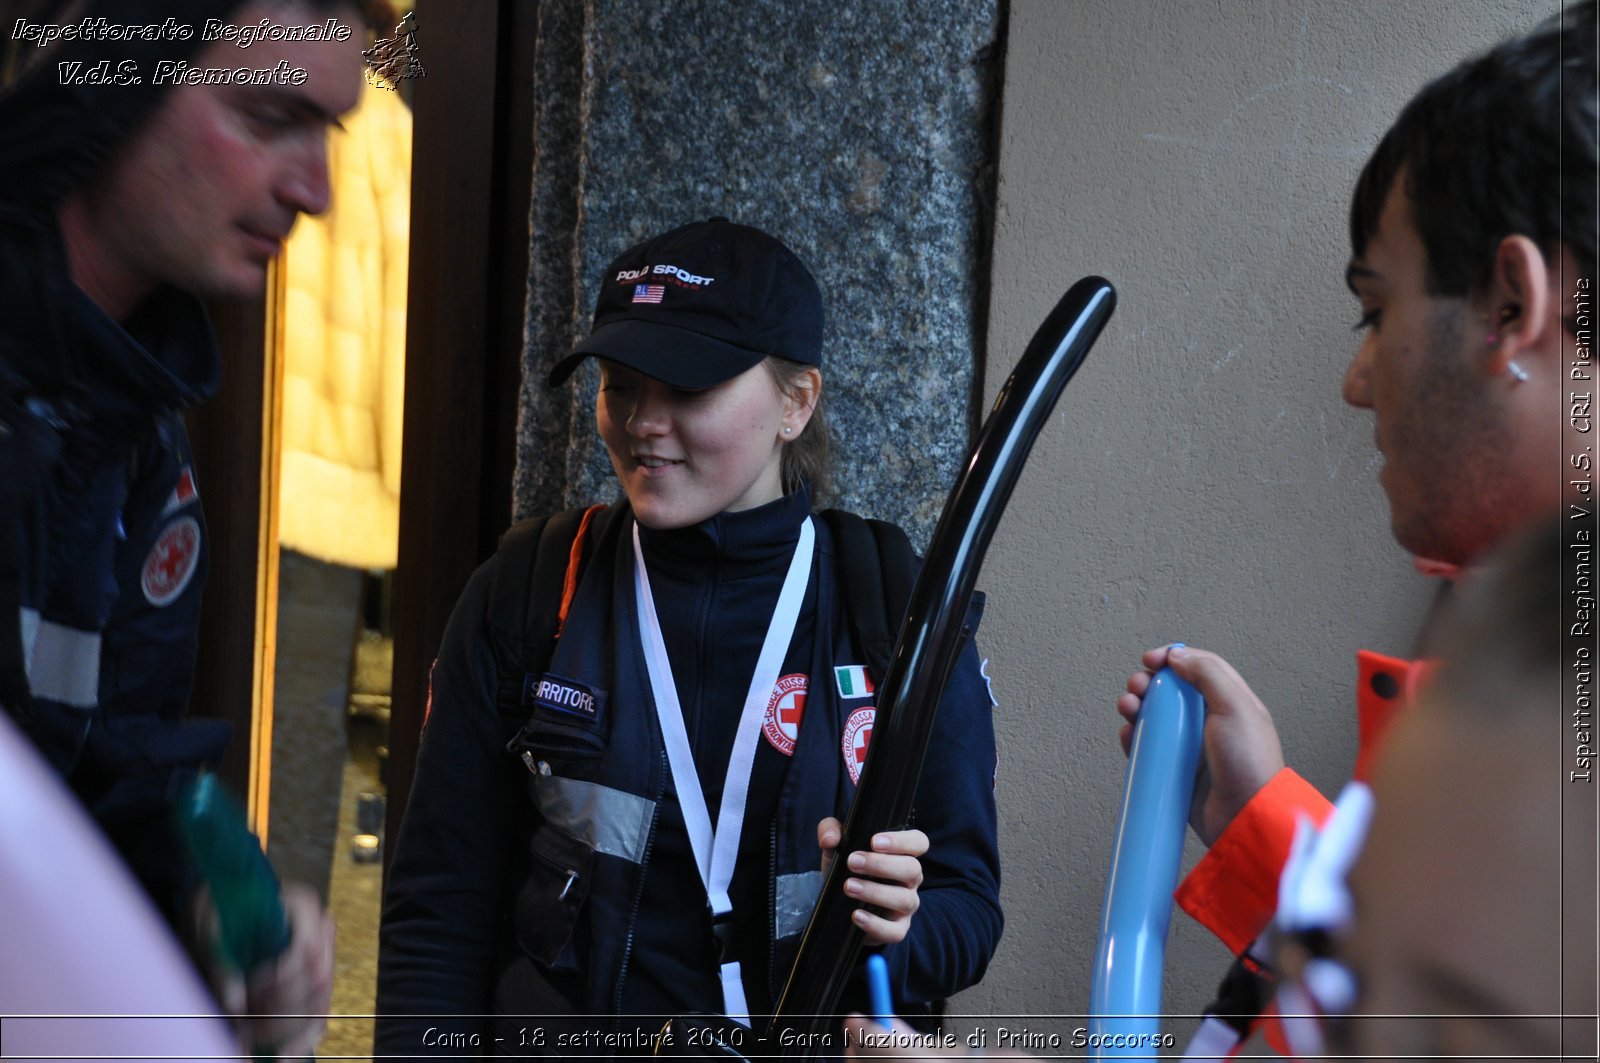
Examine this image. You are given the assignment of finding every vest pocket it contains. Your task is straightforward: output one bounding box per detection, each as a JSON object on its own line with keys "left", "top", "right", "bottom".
{"left": 514, "top": 821, "right": 593, "bottom": 970}
{"left": 507, "top": 709, "right": 606, "bottom": 777}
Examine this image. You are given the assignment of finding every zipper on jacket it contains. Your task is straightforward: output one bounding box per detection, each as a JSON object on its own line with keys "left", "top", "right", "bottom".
{"left": 766, "top": 817, "right": 780, "bottom": 1003}
{"left": 610, "top": 746, "right": 667, "bottom": 1030}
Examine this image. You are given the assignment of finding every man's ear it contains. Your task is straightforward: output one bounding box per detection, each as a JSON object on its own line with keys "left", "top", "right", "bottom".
{"left": 1482, "top": 235, "right": 1559, "bottom": 372}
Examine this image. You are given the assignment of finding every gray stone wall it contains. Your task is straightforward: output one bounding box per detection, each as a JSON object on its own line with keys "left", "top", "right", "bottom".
{"left": 513, "top": 0, "right": 1002, "bottom": 549}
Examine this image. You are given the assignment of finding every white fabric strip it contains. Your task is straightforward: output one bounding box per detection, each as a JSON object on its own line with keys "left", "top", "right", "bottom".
{"left": 19, "top": 608, "right": 100, "bottom": 709}
{"left": 1178, "top": 1014, "right": 1243, "bottom": 1061}
{"left": 632, "top": 517, "right": 814, "bottom": 1026}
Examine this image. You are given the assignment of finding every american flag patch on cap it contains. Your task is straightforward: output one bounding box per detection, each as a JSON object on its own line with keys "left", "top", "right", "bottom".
{"left": 632, "top": 284, "right": 666, "bottom": 304}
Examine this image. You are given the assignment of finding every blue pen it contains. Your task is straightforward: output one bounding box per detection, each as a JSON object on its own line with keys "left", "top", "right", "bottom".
{"left": 866, "top": 953, "right": 894, "bottom": 1025}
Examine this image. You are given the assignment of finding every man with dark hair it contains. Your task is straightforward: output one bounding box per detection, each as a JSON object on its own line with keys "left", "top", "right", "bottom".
{"left": 853, "top": 517, "right": 1597, "bottom": 1059}
{"left": 1350, "top": 10, "right": 1598, "bottom": 305}
{"left": 1110, "top": 2, "right": 1597, "bottom": 1051}
{"left": 848, "top": 4, "right": 1597, "bottom": 1059}
{"left": 0, "top": 0, "right": 363, "bottom": 1052}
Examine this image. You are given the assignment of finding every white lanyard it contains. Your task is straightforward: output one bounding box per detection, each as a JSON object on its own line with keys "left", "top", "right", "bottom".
{"left": 631, "top": 517, "right": 814, "bottom": 1026}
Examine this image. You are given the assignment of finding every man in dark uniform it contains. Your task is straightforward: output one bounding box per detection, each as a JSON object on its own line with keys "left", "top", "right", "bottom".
{"left": 0, "top": 0, "right": 363, "bottom": 1052}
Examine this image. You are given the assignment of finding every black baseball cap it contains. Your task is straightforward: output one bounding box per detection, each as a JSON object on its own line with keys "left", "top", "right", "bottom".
{"left": 547, "top": 218, "right": 824, "bottom": 389}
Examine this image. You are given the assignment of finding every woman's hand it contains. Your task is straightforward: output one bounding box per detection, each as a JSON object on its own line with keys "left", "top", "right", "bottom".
{"left": 817, "top": 817, "right": 928, "bottom": 945}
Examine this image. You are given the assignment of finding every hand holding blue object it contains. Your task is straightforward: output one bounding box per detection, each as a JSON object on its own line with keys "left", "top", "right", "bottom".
{"left": 1089, "top": 651, "right": 1205, "bottom": 1057}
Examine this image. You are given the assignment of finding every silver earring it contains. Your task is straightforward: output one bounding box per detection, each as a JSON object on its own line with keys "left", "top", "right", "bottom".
{"left": 1507, "top": 361, "right": 1529, "bottom": 383}
{"left": 782, "top": 426, "right": 792, "bottom": 435}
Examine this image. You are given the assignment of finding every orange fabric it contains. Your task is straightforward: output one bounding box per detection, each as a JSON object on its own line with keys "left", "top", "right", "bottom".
{"left": 1353, "top": 650, "right": 1412, "bottom": 781}
{"left": 1177, "top": 649, "right": 1430, "bottom": 954}
{"left": 1177, "top": 649, "right": 1439, "bottom": 1057}
{"left": 1261, "top": 1002, "right": 1292, "bottom": 1057}
{"left": 555, "top": 505, "right": 607, "bottom": 636}
{"left": 1175, "top": 768, "right": 1334, "bottom": 956}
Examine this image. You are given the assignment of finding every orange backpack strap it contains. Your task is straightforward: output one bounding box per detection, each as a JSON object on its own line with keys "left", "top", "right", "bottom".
{"left": 488, "top": 503, "right": 612, "bottom": 737}
{"left": 556, "top": 505, "right": 606, "bottom": 636}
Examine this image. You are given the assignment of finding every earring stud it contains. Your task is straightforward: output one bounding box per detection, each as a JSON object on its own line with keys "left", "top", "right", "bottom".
{"left": 1507, "top": 361, "right": 1529, "bottom": 383}
{"left": 1484, "top": 307, "right": 1518, "bottom": 348}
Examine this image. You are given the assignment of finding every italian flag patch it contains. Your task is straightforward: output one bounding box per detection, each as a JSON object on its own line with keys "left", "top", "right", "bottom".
{"left": 834, "top": 664, "right": 875, "bottom": 699}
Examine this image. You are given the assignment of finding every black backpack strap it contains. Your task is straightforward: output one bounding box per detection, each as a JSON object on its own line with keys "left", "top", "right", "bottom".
{"left": 820, "top": 509, "right": 916, "bottom": 683}
{"left": 487, "top": 504, "right": 612, "bottom": 735}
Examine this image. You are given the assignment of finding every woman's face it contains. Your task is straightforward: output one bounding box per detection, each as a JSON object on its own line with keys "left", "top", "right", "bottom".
{"left": 596, "top": 359, "right": 813, "bottom": 529}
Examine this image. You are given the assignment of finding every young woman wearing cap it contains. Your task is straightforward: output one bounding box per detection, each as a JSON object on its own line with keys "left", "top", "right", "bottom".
{"left": 376, "top": 218, "right": 1002, "bottom": 1054}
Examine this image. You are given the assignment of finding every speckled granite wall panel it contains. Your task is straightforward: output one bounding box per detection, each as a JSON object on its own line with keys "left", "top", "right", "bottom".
{"left": 514, "top": 0, "right": 1001, "bottom": 548}
{"left": 515, "top": 0, "right": 591, "bottom": 521}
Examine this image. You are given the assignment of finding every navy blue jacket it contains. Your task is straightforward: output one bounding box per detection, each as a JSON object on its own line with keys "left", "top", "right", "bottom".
{"left": 0, "top": 223, "right": 229, "bottom": 925}
{"left": 377, "top": 492, "right": 1002, "bottom": 1056}
{"left": 1, "top": 0, "right": 252, "bottom": 923}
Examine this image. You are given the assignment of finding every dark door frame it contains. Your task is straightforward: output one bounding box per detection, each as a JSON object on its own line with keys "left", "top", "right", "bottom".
{"left": 384, "top": 0, "right": 535, "bottom": 865}
{"left": 188, "top": 2, "right": 536, "bottom": 855}
{"left": 187, "top": 289, "right": 279, "bottom": 820}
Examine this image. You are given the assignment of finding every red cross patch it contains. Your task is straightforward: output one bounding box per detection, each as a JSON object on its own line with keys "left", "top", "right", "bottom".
{"left": 761, "top": 673, "right": 808, "bottom": 756}
{"left": 141, "top": 516, "right": 200, "bottom": 606}
{"left": 841, "top": 706, "right": 875, "bottom": 785}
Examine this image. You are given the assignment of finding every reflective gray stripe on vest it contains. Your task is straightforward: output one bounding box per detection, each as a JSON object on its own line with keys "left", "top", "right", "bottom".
{"left": 774, "top": 870, "right": 823, "bottom": 940}
{"left": 18, "top": 608, "right": 99, "bottom": 709}
{"left": 532, "top": 773, "right": 655, "bottom": 863}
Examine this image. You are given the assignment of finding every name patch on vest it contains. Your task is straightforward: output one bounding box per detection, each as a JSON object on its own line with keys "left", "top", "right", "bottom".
{"left": 525, "top": 673, "right": 605, "bottom": 721}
